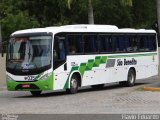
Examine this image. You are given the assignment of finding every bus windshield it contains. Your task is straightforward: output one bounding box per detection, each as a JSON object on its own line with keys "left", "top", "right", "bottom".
{"left": 6, "top": 35, "right": 52, "bottom": 75}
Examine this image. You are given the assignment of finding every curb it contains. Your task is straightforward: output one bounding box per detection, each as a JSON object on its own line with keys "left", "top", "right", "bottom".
{"left": 0, "top": 87, "right": 6, "bottom": 91}
{"left": 144, "top": 87, "right": 160, "bottom": 91}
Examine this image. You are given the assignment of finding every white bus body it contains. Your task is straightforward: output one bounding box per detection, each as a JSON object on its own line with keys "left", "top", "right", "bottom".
{"left": 6, "top": 25, "right": 159, "bottom": 95}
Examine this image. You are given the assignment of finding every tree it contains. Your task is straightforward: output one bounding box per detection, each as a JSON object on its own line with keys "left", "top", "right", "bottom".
{"left": 0, "top": 0, "right": 157, "bottom": 39}
{"left": 0, "top": 0, "right": 40, "bottom": 40}
{"left": 66, "top": 0, "right": 94, "bottom": 24}
{"left": 157, "top": 0, "right": 160, "bottom": 45}
{"left": 157, "top": 0, "right": 160, "bottom": 33}
{"left": 132, "top": 0, "right": 156, "bottom": 28}
{"left": 121, "top": 0, "right": 132, "bottom": 6}
{"left": 88, "top": 0, "right": 94, "bottom": 24}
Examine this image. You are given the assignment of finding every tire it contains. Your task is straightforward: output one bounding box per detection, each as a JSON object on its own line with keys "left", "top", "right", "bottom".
{"left": 91, "top": 84, "right": 104, "bottom": 89}
{"left": 127, "top": 69, "right": 136, "bottom": 87}
{"left": 66, "top": 74, "right": 79, "bottom": 94}
{"left": 119, "top": 69, "right": 136, "bottom": 87}
{"left": 30, "top": 91, "right": 42, "bottom": 96}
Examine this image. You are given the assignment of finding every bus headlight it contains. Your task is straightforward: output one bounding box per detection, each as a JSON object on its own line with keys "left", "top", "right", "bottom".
{"left": 7, "top": 75, "right": 14, "bottom": 81}
{"left": 39, "top": 73, "right": 52, "bottom": 80}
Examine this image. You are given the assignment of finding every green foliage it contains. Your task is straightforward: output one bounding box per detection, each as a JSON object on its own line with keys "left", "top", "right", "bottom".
{"left": 0, "top": 0, "right": 40, "bottom": 39}
{"left": 0, "top": 0, "right": 157, "bottom": 41}
{"left": 121, "top": 0, "right": 132, "bottom": 6}
{"left": 1, "top": 12, "right": 39, "bottom": 38}
{"left": 94, "top": 0, "right": 133, "bottom": 27}
{"left": 132, "top": 0, "right": 157, "bottom": 29}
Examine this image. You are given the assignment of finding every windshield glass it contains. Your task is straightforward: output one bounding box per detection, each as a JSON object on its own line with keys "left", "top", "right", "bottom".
{"left": 6, "top": 35, "right": 52, "bottom": 75}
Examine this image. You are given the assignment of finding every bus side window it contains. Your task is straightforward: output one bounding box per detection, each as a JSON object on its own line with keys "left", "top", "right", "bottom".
{"left": 84, "top": 35, "right": 98, "bottom": 53}
{"left": 149, "top": 35, "right": 157, "bottom": 51}
{"left": 119, "top": 35, "right": 125, "bottom": 52}
{"left": 54, "top": 36, "right": 66, "bottom": 60}
{"left": 113, "top": 35, "right": 126, "bottom": 52}
{"left": 98, "top": 35, "right": 105, "bottom": 53}
{"left": 132, "top": 36, "right": 138, "bottom": 52}
{"left": 59, "top": 40, "right": 65, "bottom": 60}
{"left": 53, "top": 35, "right": 66, "bottom": 70}
{"left": 67, "top": 35, "right": 83, "bottom": 54}
{"left": 126, "top": 35, "right": 133, "bottom": 52}
{"left": 138, "top": 35, "right": 146, "bottom": 52}
{"left": 106, "top": 36, "right": 112, "bottom": 52}
{"left": 98, "top": 35, "right": 112, "bottom": 53}
{"left": 113, "top": 35, "right": 120, "bottom": 52}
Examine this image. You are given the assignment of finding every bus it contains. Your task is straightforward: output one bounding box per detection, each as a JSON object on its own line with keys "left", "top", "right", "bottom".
{"left": 6, "top": 25, "right": 159, "bottom": 96}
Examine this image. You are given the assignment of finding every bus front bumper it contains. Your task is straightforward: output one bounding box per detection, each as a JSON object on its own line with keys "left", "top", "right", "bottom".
{"left": 6, "top": 76, "right": 53, "bottom": 91}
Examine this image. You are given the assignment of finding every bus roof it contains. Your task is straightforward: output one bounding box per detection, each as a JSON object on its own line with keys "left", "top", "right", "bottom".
{"left": 12, "top": 24, "right": 156, "bottom": 36}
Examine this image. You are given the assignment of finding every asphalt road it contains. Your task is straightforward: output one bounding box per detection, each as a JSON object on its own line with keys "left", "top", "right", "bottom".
{"left": 0, "top": 77, "right": 160, "bottom": 116}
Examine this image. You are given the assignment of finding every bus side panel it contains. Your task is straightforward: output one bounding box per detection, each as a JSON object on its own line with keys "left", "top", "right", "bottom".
{"left": 136, "top": 54, "right": 158, "bottom": 80}
{"left": 53, "top": 64, "right": 69, "bottom": 90}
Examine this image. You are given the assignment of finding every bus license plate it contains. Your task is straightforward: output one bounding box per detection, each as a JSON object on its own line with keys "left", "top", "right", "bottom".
{"left": 22, "top": 84, "right": 30, "bottom": 88}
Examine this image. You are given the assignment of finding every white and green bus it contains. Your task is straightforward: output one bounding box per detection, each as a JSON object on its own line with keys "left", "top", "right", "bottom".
{"left": 6, "top": 25, "right": 159, "bottom": 96}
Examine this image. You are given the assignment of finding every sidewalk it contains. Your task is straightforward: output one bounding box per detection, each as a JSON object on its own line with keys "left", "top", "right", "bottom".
{"left": 0, "top": 86, "right": 6, "bottom": 91}
{"left": 144, "top": 75, "right": 160, "bottom": 91}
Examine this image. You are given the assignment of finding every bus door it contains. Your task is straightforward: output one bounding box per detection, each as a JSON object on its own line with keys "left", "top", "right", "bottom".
{"left": 53, "top": 36, "right": 67, "bottom": 70}
{"left": 53, "top": 35, "right": 69, "bottom": 89}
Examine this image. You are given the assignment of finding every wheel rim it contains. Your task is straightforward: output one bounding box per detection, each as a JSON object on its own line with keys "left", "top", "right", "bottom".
{"left": 129, "top": 73, "right": 134, "bottom": 83}
{"left": 71, "top": 78, "right": 77, "bottom": 89}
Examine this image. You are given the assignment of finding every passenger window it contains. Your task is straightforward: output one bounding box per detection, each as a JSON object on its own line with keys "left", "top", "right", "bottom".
{"left": 99, "top": 35, "right": 112, "bottom": 53}
{"left": 125, "top": 35, "right": 138, "bottom": 52}
{"left": 84, "top": 35, "right": 98, "bottom": 53}
{"left": 135, "top": 35, "right": 157, "bottom": 52}
{"left": 67, "top": 35, "right": 83, "bottom": 54}
{"left": 149, "top": 35, "right": 157, "bottom": 51}
{"left": 119, "top": 35, "right": 126, "bottom": 52}
{"left": 138, "top": 35, "right": 150, "bottom": 52}
{"left": 113, "top": 35, "right": 125, "bottom": 52}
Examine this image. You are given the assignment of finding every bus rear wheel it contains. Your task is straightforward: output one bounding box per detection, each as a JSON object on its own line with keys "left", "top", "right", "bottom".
{"left": 119, "top": 69, "right": 136, "bottom": 87}
{"left": 66, "top": 74, "right": 79, "bottom": 94}
{"left": 30, "top": 91, "right": 42, "bottom": 96}
{"left": 127, "top": 69, "right": 136, "bottom": 87}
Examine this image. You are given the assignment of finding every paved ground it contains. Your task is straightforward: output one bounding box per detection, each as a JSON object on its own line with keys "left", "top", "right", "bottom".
{"left": 0, "top": 76, "right": 160, "bottom": 114}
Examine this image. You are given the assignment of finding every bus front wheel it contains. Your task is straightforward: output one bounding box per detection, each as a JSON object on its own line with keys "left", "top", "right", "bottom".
{"left": 66, "top": 74, "right": 79, "bottom": 94}
{"left": 30, "top": 91, "right": 42, "bottom": 96}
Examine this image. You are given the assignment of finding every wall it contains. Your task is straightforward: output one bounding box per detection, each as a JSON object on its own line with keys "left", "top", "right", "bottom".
{"left": 0, "top": 54, "right": 6, "bottom": 87}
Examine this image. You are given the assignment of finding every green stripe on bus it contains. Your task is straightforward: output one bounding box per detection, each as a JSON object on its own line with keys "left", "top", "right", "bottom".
{"left": 63, "top": 56, "right": 108, "bottom": 89}
{"left": 64, "top": 66, "right": 79, "bottom": 89}
{"left": 63, "top": 52, "right": 157, "bottom": 89}
{"left": 79, "top": 63, "right": 87, "bottom": 76}
{"left": 108, "top": 53, "right": 157, "bottom": 58}
{"left": 86, "top": 59, "right": 94, "bottom": 71}
{"left": 93, "top": 56, "right": 101, "bottom": 67}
